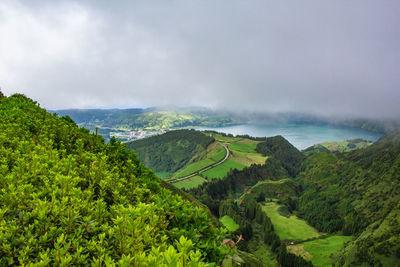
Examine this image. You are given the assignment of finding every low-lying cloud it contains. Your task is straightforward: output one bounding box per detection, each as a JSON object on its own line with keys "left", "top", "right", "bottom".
{"left": 1, "top": 0, "right": 399, "bottom": 118}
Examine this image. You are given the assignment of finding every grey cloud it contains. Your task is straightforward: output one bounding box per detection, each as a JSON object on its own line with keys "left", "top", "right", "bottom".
{"left": 0, "top": 0, "right": 399, "bottom": 118}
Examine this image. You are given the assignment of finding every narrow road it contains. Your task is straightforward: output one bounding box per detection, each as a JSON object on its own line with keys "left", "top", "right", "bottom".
{"left": 169, "top": 143, "right": 230, "bottom": 183}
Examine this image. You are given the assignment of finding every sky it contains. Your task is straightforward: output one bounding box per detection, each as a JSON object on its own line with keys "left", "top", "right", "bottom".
{"left": 0, "top": 0, "right": 399, "bottom": 118}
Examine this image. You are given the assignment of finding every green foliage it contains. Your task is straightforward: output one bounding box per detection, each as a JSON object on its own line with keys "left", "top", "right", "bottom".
{"left": 0, "top": 95, "right": 229, "bottom": 265}
{"left": 127, "top": 129, "right": 214, "bottom": 173}
{"left": 256, "top": 135, "right": 305, "bottom": 177}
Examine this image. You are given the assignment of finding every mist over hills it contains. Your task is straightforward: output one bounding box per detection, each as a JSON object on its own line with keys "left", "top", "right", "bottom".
{"left": 54, "top": 106, "right": 399, "bottom": 135}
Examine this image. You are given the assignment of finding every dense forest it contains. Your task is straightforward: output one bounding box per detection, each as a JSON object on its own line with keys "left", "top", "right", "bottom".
{"left": 127, "top": 129, "right": 214, "bottom": 173}
{"left": 0, "top": 93, "right": 233, "bottom": 265}
{"left": 255, "top": 136, "right": 305, "bottom": 177}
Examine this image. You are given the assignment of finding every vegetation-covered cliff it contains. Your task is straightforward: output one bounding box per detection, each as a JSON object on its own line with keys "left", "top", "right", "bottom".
{"left": 0, "top": 93, "right": 230, "bottom": 266}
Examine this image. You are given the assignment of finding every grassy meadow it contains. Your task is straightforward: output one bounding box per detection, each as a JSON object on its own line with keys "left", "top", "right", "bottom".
{"left": 288, "top": 235, "right": 353, "bottom": 267}
{"left": 202, "top": 159, "right": 246, "bottom": 179}
{"left": 262, "top": 202, "right": 321, "bottom": 240}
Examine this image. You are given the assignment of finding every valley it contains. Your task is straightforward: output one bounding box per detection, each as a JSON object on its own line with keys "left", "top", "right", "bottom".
{"left": 2, "top": 93, "right": 398, "bottom": 266}
{"left": 128, "top": 128, "right": 400, "bottom": 266}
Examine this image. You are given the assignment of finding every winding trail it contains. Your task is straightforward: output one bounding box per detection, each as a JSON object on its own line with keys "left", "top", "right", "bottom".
{"left": 169, "top": 143, "right": 230, "bottom": 183}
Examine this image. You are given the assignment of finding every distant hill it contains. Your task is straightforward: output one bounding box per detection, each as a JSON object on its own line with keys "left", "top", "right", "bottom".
{"left": 302, "top": 138, "right": 373, "bottom": 156}
{"left": 53, "top": 107, "right": 397, "bottom": 144}
{"left": 54, "top": 107, "right": 241, "bottom": 142}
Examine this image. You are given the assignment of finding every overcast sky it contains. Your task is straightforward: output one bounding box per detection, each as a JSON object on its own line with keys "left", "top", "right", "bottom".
{"left": 0, "top": 0, "right": 399, "bottom": 118}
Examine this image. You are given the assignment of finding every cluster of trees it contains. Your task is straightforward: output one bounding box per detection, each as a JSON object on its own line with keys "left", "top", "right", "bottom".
{"left": 127, "top": 129, "right": 214, "bottom": 173}
{"left": 0, "top": 93, "right": 230, "bottom": 265}
{"left": 256, "top": 135, "right": 305, "bottom": 177}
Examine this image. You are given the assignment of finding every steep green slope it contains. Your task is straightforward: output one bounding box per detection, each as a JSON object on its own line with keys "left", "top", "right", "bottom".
{"left": 126, "top": 129, "right": 214, "bottom": 173}
{"left": 296, "top": 132, "right": 400, "bottom": 266}
{"left": 256, "top": 136, "right": 305, "bottom": 177}
{"left": 0, "top": 94, "right": 229, "bottom": 265}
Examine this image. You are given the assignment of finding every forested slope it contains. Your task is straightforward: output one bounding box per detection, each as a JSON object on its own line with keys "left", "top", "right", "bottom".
{"left": 296, "top": 132, "right": 400, "bottom": 266}
{"left": 0, "top": 93, "right": 229, "bottom": 266}
{"left": 256, "top": 136, "right": 305, "bottom": 177}
{"left": 127, "top": 129, "right": 214, "bottom": 173}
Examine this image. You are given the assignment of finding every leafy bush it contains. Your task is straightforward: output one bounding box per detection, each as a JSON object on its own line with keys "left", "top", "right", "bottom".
{"left": 0, "top": 94, "right": 228, "bottom": 265}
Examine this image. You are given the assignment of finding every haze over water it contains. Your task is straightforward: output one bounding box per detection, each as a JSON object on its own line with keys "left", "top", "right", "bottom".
{"left": 196, "top": 123, "right": 383, "bottom": 149}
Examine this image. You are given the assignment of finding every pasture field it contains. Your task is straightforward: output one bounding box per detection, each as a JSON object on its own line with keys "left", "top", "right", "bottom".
{"left": 261, "top": 202, "right": 321, "bottom": 240}
{"left": 228, "top": 142, "right": 257, "bottom": 153}
{"left": 288, "top": 235, "right": 353, "bottom": 267}
{"left": 230, "top": 150, "right": 267, "bottom": 166}
{"left": 203, "top": 159, "right": 246, "bottom": 179}
{"left": 210, "top": 134, "right": 242, "bottom": 143}
{"left": 219, "top": 215, "right": 239, "bottom": 232}
{"left": 173, "top": 176, "right": 206, "bottom": 189}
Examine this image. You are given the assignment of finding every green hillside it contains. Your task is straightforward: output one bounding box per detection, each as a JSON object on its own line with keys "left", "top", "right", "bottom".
{"left": 296, "top": 132, "right": 400, "bottom": 266}
{"left": 0, "top": 94, "right": 231, "bottom": 265}
{"left": 126, "top": 129, "right": 214, "bottom": 173}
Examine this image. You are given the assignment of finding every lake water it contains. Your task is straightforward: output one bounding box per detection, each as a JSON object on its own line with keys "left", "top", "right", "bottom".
{"left": 196, "top": 123, "right": 383, "bottom": 150}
